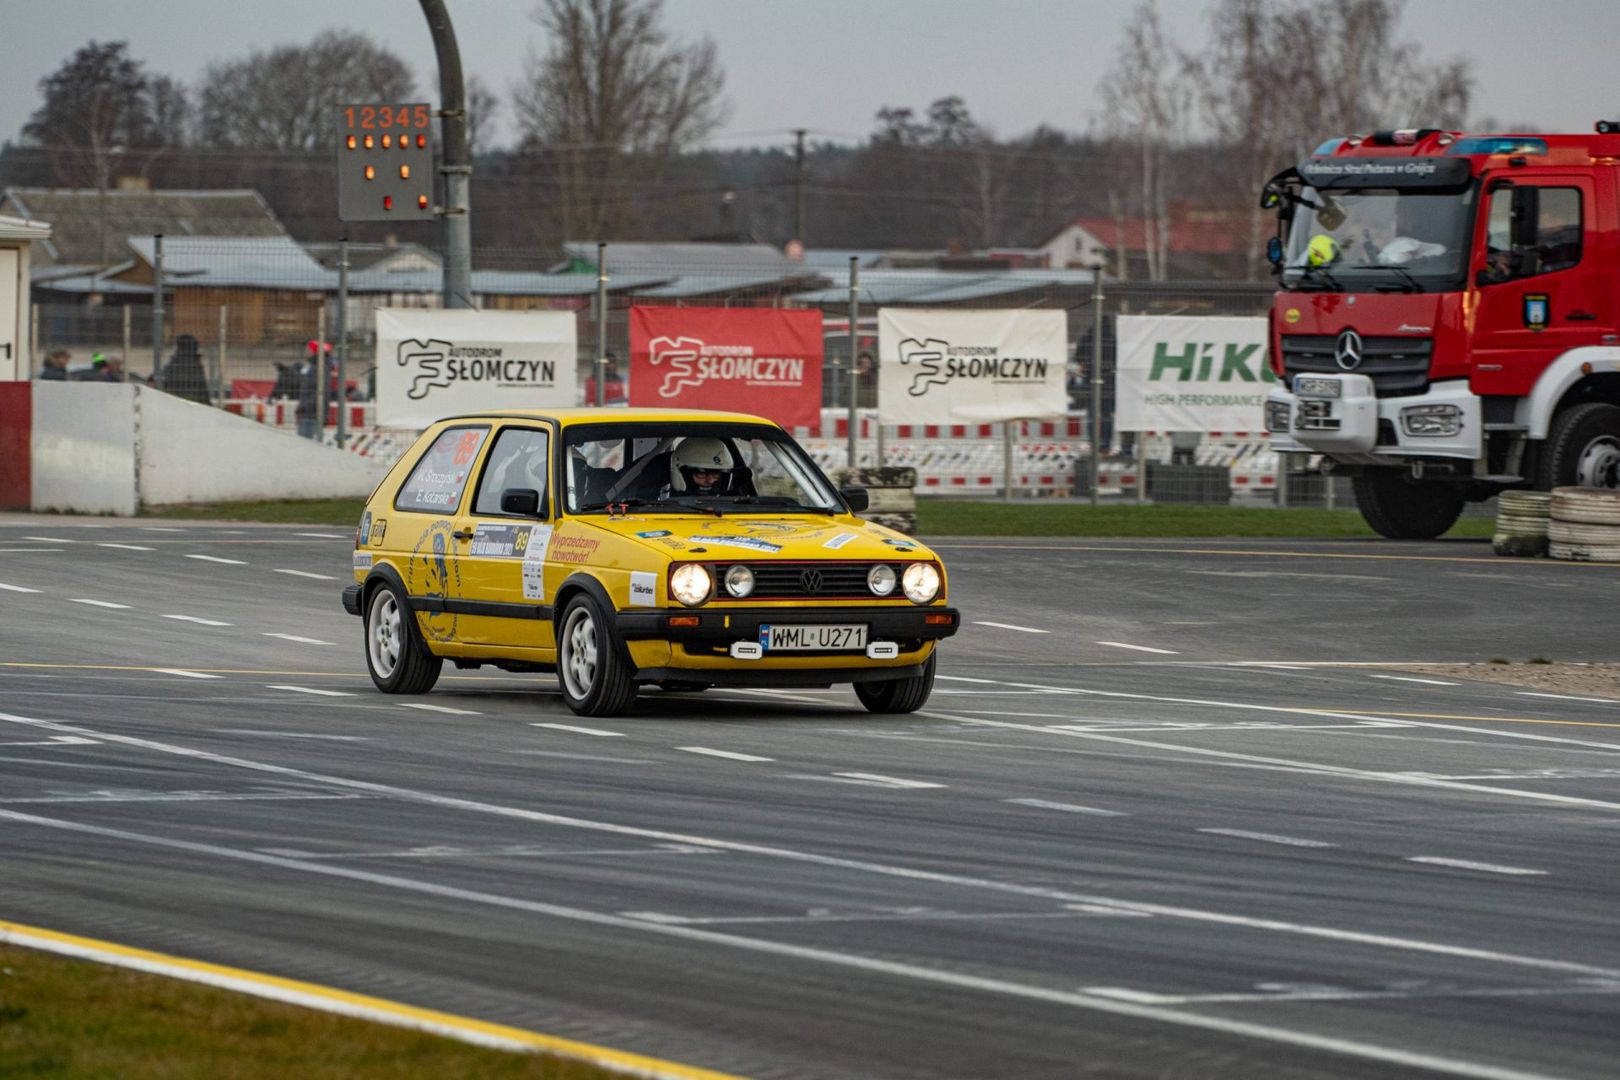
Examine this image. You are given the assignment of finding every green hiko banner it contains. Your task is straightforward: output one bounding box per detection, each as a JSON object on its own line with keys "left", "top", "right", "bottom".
{"left": 1115, "top": 315, "right": 1275, "bottom": 433}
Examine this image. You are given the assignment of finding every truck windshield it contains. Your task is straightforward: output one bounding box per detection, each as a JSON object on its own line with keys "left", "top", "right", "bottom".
{"left": 1282, "top": 185, "right": 1475, "bottom": 292}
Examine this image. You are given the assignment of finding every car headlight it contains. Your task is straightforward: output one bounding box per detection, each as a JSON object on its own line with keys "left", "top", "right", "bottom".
{"left": 1400, "top": 403, "right": 1463, "bottom": 437}
{"left": 670, "top": 563, "right": 712, "bottom": 606}
{"left": 724, "top": 564, "right": 754, "bottom": 598}
{"left": 901, "top": 562, "right": 941, "bottom": 604}
{"left": 867, "top": 563, "right": 897, "bottom": 596}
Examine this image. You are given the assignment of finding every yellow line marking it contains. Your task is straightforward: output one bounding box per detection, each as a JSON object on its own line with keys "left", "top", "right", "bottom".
{"left": 0, "top": 919, "right": 743, "bottom": 1080}
{"left": 930, "top": 541, "right": 1620, "bottom": 568}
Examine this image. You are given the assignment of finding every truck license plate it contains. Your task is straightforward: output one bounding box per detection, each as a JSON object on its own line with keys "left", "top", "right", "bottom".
{"left": 759, "top": 623, "right": 868, "bottom": 651}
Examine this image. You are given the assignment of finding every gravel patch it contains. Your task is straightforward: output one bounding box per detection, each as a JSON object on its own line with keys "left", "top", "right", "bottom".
{"left": 1399, "top": 662, "right": 1620, "bottom": 699}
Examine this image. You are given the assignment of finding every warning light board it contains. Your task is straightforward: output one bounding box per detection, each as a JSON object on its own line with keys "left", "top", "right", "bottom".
{"left": 337, "top": 103, "right": 435, "bottom": 222}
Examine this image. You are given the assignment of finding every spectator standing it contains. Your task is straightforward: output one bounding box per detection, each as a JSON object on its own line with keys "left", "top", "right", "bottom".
{"left": 160, "top": 335, "right": 211, "bottom": 404}
{"left": 37, "top": 349, "right": 70, "bottom": 381}
{"left": 90, "top": 353, "right": 126, "bottom": 382}
{"left": 296, "top": 340, "right": 333, "bottom": 439}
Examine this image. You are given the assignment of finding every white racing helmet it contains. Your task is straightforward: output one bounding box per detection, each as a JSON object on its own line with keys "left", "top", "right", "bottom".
{"left": 670, "top": 437, "right": 736, "bottom": 495}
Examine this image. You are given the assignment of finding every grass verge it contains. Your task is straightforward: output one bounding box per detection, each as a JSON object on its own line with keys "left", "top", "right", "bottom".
{"left": 138, "top": 496, "right": 1495, "bottom": 540}
{"left": 0, "top": 942, "right": 630, "bottom": 1080}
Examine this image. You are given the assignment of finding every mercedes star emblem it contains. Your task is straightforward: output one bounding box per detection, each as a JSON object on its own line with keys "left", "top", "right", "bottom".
{"left": 1334, "top": 329, "right": 1364, "bottom": 371}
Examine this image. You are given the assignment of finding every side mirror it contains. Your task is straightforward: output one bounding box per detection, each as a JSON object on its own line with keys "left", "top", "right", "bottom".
{"left": 500, "top": 487, "right": 542, "bottom": 516}
{"left": 1260, "top": 188, "right": 1281, "bottom": 210}
{"left": 841, "top": 487, "right": 870, "bottom": 512}
{"left": 1266, "top": 236, "right": 1284, "bottom": 267}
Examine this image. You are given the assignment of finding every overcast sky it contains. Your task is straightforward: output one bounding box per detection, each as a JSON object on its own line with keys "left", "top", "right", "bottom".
{"left": 4, "top": 0, "right": 1619, "bottom": 154}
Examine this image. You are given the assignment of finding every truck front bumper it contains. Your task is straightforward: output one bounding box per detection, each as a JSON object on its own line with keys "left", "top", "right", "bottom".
{"left": 1265, "top": 375, "right": 1481, "bottom": 462}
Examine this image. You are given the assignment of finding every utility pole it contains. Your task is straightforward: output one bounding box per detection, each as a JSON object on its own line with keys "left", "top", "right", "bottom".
{"left": 793, "top": 129, "right": 808, "bottom": 245}
{"left": 419, "top": 0, "right": 473, "bottom": 309}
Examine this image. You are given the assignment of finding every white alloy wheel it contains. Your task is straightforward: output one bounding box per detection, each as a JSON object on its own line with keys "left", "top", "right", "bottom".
{"left": 368, "top": 587, "right": 403, "bottom": 678}
{"left": 561, "top": 604, "right": 600, "bottom": 700}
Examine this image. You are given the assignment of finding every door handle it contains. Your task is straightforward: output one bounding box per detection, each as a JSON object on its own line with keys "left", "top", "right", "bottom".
{"left": 451, "top": 529, "right": 475, "bottom": 541}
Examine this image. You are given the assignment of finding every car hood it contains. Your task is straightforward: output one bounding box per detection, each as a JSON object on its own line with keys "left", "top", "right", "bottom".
{"left": 577, "top": 513, "right": 937, "bottom": 562}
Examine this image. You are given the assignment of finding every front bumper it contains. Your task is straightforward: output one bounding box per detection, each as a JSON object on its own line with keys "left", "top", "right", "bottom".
{"left": 616, "top": 605, "right": 960, "bottom": 647}
{"left": 341, "top": 584, "right": 362, "bottom": 616}
{"left": 1266, "top": 375, "right": 1480, "bottom": 461}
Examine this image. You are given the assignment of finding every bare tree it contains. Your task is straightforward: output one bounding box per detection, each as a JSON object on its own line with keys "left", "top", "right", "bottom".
{"left": 511, "top": 0, "right": 727, "bottom": 240}
{"left": 1097, "top": 2, "right": 1194, "bottom": 280}
{"left": 22, "top": 41, "right": 171, "bottom": 187}
{"left": 196, "top": 30, "right": 414, "bottom": 151}
{"left": 466, "top": 76, "right": 501, "bottom": 156}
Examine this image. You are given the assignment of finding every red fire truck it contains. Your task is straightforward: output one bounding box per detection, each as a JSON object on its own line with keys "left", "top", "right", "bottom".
{"left": 1261, "top": 123, "right": 1620, "bottom": 537}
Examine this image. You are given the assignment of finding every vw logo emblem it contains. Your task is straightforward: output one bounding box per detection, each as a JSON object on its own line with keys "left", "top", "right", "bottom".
{"left": 799, "top": 568, "right": 824, "bottom": 594}
{"left": 1335, "top": 329, "right": 1364, "bottom": 371}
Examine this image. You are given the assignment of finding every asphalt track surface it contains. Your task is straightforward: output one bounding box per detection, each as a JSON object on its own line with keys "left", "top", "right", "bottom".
{"left": 2, "top": 517, "right": 1619, "bottom": 1080}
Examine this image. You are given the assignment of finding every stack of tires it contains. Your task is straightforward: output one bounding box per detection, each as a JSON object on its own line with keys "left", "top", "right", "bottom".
{"left": 1492, "top": 491, "right": 1552, "bottom": 557}
{"left": 1548, "top": 487, "right": 1620, "bottom": 562}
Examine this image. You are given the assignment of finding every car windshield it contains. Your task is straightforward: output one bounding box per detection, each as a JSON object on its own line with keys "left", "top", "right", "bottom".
{"left": 563, "top": 421, "right": 842, "bottom": 515}
{"left": 1282, "top": 185, "right": 1475, "bottom": 292}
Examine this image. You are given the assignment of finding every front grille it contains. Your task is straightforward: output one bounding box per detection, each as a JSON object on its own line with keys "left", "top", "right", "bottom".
{"left": 717, "top": 560, "right": 895, "bottom": 599}
{"left": 1281, "top": 335, "right": 1432, "bottom": 397}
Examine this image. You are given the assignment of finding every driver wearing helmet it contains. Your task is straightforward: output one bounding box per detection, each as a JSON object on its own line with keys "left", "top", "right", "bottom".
{"left": 663, "top": 436, "right": 736, "bottom": 497}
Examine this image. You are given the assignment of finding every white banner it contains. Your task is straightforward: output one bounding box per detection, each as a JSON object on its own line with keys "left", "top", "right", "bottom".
{"left": 877, "top": 308, "right": 1067, "bottom": 424}
{"left": 375, "top": 309, "right": 577, "bottom": 428}
{"left": 1115, "top": 315, "right": 1275, "bottom": 433}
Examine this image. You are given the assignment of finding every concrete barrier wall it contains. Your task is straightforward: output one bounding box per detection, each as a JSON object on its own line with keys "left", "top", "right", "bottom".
{"left": 138, "top": 386, "right": 391, "bottom": 506}
{"left": 21, "top": 383, "right": 394, "bottom": 514}
{"left": 31, "top": 383, "right": 138, "bottom": 515}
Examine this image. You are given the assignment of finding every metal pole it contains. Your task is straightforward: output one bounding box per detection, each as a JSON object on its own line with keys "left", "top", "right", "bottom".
{"left": 151, "top": 234, "right": 164, "bottom": 378}
{"left": 336, "top": 238, "right": 350, "bottom": 448}
{"left": 1003, "top": 422, "right": 1015, "bottom": 503}
{"left": 846, "top": 257, "right": 859, "bottom": 469}
{"left": 316, "top": 303, "right": 328, "bottom": 442}
{"left": 30, "top": 303, "right": 40, "bottom": 372}
{"left": 594, "top": 242, "right": 608, "bottom": 407}
{"left": 419, "top": 0, "right": 472, "bottom": 309}
{"left": 1089, "top": 267, "right": 1104, "bottom": 507}
{"left": 121, "top": 305, "right": 131, "bottom": 379}
{"left": 793, "top": 129, "right": 807, "bottom": 245}
{"left": 215, "top": 305, "right": 227, "bottom": 407}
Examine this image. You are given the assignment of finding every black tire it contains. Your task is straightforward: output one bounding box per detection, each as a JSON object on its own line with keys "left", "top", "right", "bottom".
{"left": 1536, "top": 403, "right": 1620, "bottom": 491}
{"left": 854, "top": 652, "right": 937, "bottom": 714}
{"left": 1352, "top": 470, "right": 1465, "bottom": 539}
{"left": 363, "top": 579, "right": 442, "bottom": 694}
{"left": 556, "top": 593, "right": 638, "bottom": 717}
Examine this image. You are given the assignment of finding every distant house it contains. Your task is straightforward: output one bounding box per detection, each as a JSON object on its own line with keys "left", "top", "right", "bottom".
{"left": 1039, "top": 204, "right": 1248, "bottom": 279}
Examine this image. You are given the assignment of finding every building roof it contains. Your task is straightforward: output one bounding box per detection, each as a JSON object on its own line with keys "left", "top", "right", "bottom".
{"left": 0, "top": 188, "right": 285, "bottom": 266}
{"left": 790, "top": 268, "right": 1094, "bottom": 306}
{"left": 126, "top": 234, "right": 328, "bottom": 288}
{"left": 0, "top": 212, "right": 52, "bottom": 243}
{"left": 562, "top": 241, "right": 805, "bottom": 275}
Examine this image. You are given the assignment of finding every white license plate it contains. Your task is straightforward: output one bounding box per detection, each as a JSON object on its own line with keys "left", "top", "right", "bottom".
{"left": 760, "top": 623, "right": 868, "bottom": 651}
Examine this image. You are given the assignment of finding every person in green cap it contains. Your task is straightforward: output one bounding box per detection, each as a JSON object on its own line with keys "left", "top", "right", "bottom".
{"left": 90, "top": 352, "right": 126, "bottom": 383}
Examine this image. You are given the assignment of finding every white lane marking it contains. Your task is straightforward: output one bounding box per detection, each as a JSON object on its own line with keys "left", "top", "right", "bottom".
{"left": 68, "top": 598, "right": 131, "bottom": 609}
{"left": 1516, "top": 691, "right": 1620, "bottom": 705}
{"left": 399, "top": 703, "right": 482, "bottom": 716}
{"left": 0, "top": 548, "right": 63, "bottom": 553}
{"left": 1370, "top": 674, "right": 1458, "bottom": 686}
{"left": 532, "top": 722, "right": 625, "bottom": 737}
{"left": 971, "top": 712, "right": 1085, "bottom": 719}
{"left": 216, "top": 731, "right": 369, "bottom": 741}
{"left": 974, "top": 621, "right": 1050, "bottom": 634}
{"left": 677, "top": 747, "right": 774, "bottom": 762}
{"left": 152, "top": 668, "right": 223, "bottom": 680}
{"left": 0, "top": 582, "right": 40, "bottom": 593}
{"left": 1005, "top": 798, "right": 1124, "bottom": 817}
{"left": 141, "top": 527, "right": 186, "bottom": 532}
{"left": 0, "top": 791, "right": 362, "bottom": 805}
{"left": 0, "top": 806, "right": 1579, "bottom": 1080}
{"left": 273, "top": 569, "right": 337, "bottom": 580}
{"left": 1096, "top": 641, "right": 1179, "bottom": 655}
{"left": 936, "top": 674, "right": 997, "bottom": 684}
{"left": 22, "top": 535, "right": 75, "bottom": 543}
{"left": 162, "top": 614, "right": 233, "bottom": 627}
{"left": 624, "top": 908, "right": 1098, "bottom": 927}
{"left": 186, "top": 554, "right": 247, "bottom": 565}
{"left": 4, "top": 709, "right": 1613, "bottom": 986}
{"left": 263, "top": 633, "right": 335, "bottom": 646}
{"left": 1085, "top": 982, "right": 1620, "bottom": 1006}
{"left": 97, "top": 543, "right": 155, "bottom": 552}
{"left": 1199, "top": 828, "right": 1338, "bottom": 849}
{"left": 1407, "top": 857, "right": 1548, "bottom": 877}
{"left": 829, "top": 772, "right": 945, "bottom": 789}
{"left": 293, "top": 532, "right": 347, "bottom": 539}
{"left": 264, "top": 685, "right": 354, "bottom": 698}
{"left": 0, "top": 735, "right": 98, "bottom": 747}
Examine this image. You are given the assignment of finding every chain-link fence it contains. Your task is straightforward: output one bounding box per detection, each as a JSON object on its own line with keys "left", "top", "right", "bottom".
{"left": 27, "top": 237, "right": 1359, "bottom": 508}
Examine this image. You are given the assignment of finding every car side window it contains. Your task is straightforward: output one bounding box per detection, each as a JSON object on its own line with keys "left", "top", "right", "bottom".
{"left": 472, "top": 427, "right": 549, "bottom": 516}
{"left": 1482, "top": 185, "right": 1582, "bottom": 283}
{"left": 394, "top": 426, "right": 488, "bottom": 513}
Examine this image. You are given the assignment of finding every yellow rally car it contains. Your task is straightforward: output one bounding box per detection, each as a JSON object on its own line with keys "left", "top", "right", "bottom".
{"left": 341, "top": 409, "right": 959, "bottom": 716}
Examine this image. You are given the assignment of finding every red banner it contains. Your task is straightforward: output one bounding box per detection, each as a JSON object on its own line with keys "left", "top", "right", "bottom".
{"left": 629, "top": 307, "right": 823, "bottom": 429}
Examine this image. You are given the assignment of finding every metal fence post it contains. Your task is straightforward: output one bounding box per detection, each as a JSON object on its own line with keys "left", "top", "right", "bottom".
{"left": 846, "top": 257, "right": 859, "bottom": 469}
{"left": 1089, "top": 268, "right": 1104, "bottom": 508}
{"left": 121, "top": 305, "right": 132, "bottom": 378}
{"left": 336, "top": 237, "right": 349, "bottom": 448}
{"left": 595, "top": 242, "right": 608, "bottom": 407}
{"left": 151, "top": 234, "right": 164, "bottom": 377}
{"left": 1003, "top": 421, "right": 1016, "bottom": 503}
{"left": 30, "top": 304, "right": 39, "bottom": 372}
{"left": 316, "top": 303, "right": 328, "bottom": 441}
{"left": 214, "top": 305, "right": 227, "bottom": 407}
